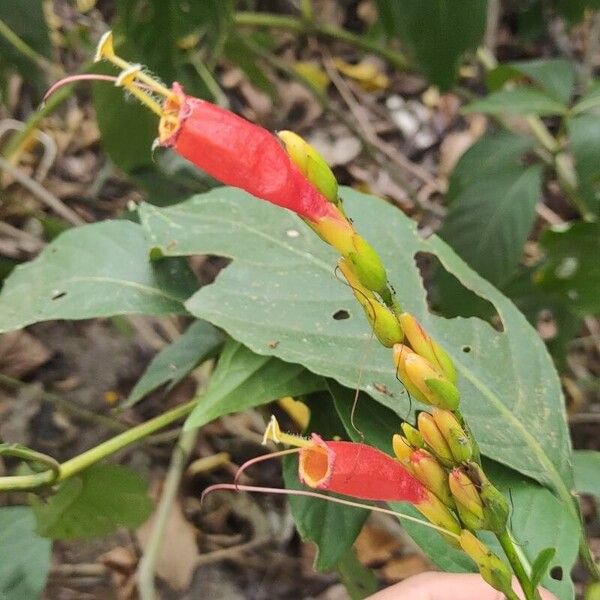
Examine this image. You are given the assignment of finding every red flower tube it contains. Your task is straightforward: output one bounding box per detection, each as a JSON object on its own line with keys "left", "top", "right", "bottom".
{"left": 158, "top": 83, "right": 337, "bottom": 223}
{"left": 298, "top": 433, "right": 427, "bottom": 504}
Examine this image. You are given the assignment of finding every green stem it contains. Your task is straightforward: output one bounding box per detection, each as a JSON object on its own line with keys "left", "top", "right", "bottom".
{"left": 497, "top": 529, "right": 537, "bottom": 600}
{"left": 0, "top": 399, "right": 196, "bottom": 492}
{"left": 0, "top": 17, "right": 58, "bottom": 74}
{"left": 234, "top": 11, "right": 409, "bottom": 71}
{"left": 137, "top": 428, "right": 198, "bottom": 599}
{"left": 0, "top": 444, "right": 60, "bottom": 481}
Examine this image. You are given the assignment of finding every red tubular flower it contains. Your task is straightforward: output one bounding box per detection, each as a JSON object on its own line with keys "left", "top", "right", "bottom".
{"left": 158, "top": 84, "right": 337, "bottom": 222}
{"left": 298, "top": 434, "right": 427, "bottom": 504}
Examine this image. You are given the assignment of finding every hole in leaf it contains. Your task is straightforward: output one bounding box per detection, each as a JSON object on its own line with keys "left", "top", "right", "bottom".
{"left": 51, "top": 291, "right": 67, "bottom": 300}
{"left": 550, "top": 566, "right": 563, "bottom": 581}
{"left": 462, "top": 345, "right": 472, "bottom": 353}
{"left": 414, "top": 252, "right": 503, "bottom": 331}
{"left": 332, "top": 309, "right": 350, "bottom": 321}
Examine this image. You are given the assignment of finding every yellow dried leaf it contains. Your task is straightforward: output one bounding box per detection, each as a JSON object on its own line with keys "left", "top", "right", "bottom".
{"left": 333, "top": 58, "right": 390, "bottom": 91}
{"left": 294, "top": 61, "right": 330, "bottom": 93}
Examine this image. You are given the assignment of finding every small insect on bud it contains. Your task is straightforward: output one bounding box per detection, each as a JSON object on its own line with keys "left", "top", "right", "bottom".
{"left": 410, "top": 449, "right": 454, "bottom": 508}
{"left": 393, "top": 345, "right": 460, "bottom": 410}
{"left": 431, "top": 408, "right": 473, "bottom": 463}
{"left": 398, "top": 313, "right": 456, "bottom": 382}
{"left": 277, "top": 130, "right": 339, "bottom": 206}
{"left": 459, "top": 530, "right": 514, "bottom": 598}
{"left": 338, "top": 258, "right": 403, "bottom": 347}
{"left": 449, "top": 468, "right": 486, "bottom": 530}
{"left": 417, "top": 412, "right": 455, "bottom": 467}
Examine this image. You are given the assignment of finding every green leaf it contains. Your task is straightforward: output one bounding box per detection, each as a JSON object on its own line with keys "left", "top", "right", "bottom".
{"left": 374, "top": 0, "right": 487, "bottom": 90}
{"left": 126, "top": 320, "right": 224, "bottom": 407}
{"left": 31, "top": 464, "right": 153, "bottom": 539}
{"left": 282, "top": 394, "right": 369, "bottom": 571}
{"left": 139, "top": 187, "right": 574, "bottom": 505}
{"left": 184, "top": 339, "right": 323, "bottom": 430}
{"left": 441, "top": 132, "right": 542, "bottom": 286}
{"left": 573, "top": 450, "right": 600, "bottom": 500}
{"left": 572, "top": 81, "right": 600, "bottom": 115}
{"left": 463, "top": 88, "right": 567, "bottom": 116}
{"left": 0, "top": 0, "right": 51, "bottom": 96}
{"left": 336, "top": 547, "right": 378, "bottom": 600}
{"left": 530, "top": 547, "right": 557, "bottom": 590}
{"left": 568, "top": 115, "right": 600, "bottom": 215}
{"left": 93, "top": 62, "right": 158, "bottom": 174}
{"left": 487, "top": 59, "right": 576, "bottom": 104}
{"left": 535, "top": 221, "right": 600, "bottom": 315}
{"left": 0, "top": 220, "right": 197, "bottom": 333}
{"left": 0, "top": 507, "right": 51, "bottom": 600}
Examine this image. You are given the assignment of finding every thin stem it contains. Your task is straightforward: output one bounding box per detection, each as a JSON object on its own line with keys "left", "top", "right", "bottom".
{"left": 234, "top": 12, "right": 408, "bottom": 71}
{"left": 0, "top": 17, "right": 60, "bottom": 75}
{"left": 0, "top": 444, "right": 60, "bottom": 481}
{"left": 497, "top": 529, "right": 537, "bottom": 600}
{"left": 137, "top": 428, "right": 198, "bottom": 599}
{"left": 0, "top": 399, "right": 197, "bottom": 492}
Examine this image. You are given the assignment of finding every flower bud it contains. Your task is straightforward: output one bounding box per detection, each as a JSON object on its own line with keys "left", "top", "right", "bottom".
{"left": 449, "top": 468, "right": 485, "bottom": 530}
{"left": 459, "top": 530, "right": 514, "bottom": 598}
{"left": 393, "top": 345, "right": 460, "bottom": 410}
{"left": 338, "top": 258, "right": 403, "bottom": 347}
{"left": 392, "top": 434, "right": 413, "bottom": 466}
{"left": 346, "top": 234, "right": 388, "bottom": 297}
{"left": 463, "top": 463, "right": 509, "bottom": 534}
{"left": 431, "top": 408, "right": 472, "bottom": 463}
{"left": 415, "top": 489, "right": 462, "bottom": 546}
{"left": 417, "top": 412, "right": 454, "bottom": 467}
{"left": 410, "top": 449, "right": 454, "bottom": 507}
{"left": 401, "top": 422, "right": 425, "bottom": 449}
{"left": 277, "top": 130, "right": 339, "bottom": 205}
{"left": 398, "top": 313, "right": 456, "bottom": 382}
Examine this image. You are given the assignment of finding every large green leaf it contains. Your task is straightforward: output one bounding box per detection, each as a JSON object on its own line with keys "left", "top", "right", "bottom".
{"left": 331, "top": 383, "right": 578, "bottom": 600}
{"left": 0, "top": 220, "right": 197, "bottom": 333}
{"left": 0, "top": 507, "right": 51, "bottom": 600}
{"left": 568, "top": 115, "right": 600, "bottom": 216}
{"left": 282, "top": 394, "right": 370, "bottom": 571}
{"left": 463, "top": 88, "right": 567, "bottom": 117}
{"left": 374, "top": 0, "right": 487, "bottom": 90}
{"left": 185, "top": 339, "right": 324, "bottom": 429}
{"left": 441, "top": 132, "right": 543, "bottom": 286}
{"left": 126, "top": 319, "right": 224, "bottom": 407}
{"left": 31, "top": 464, "right": 153, "bottom": 539}
{"left": 535, "top": 221, "right": 600, "bottom": 315}
{"left": 139, "top": 188, "right": 574, "bottom": 506}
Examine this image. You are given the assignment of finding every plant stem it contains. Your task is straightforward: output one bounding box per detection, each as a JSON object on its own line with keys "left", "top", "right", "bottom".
{"left": 497, "top": 529, "right": 537, "bottom": 600}
{"left": 0, "top": 399, "right": 197, "bottom": 492}
{"left": 234, "top": 11, "right": 409, "bottom": 71}
{"left": 137, "top": 428, "right": 198, "bottom": 600}
{"left": 0, "top": 17, "right": 59, "bottom": 75}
